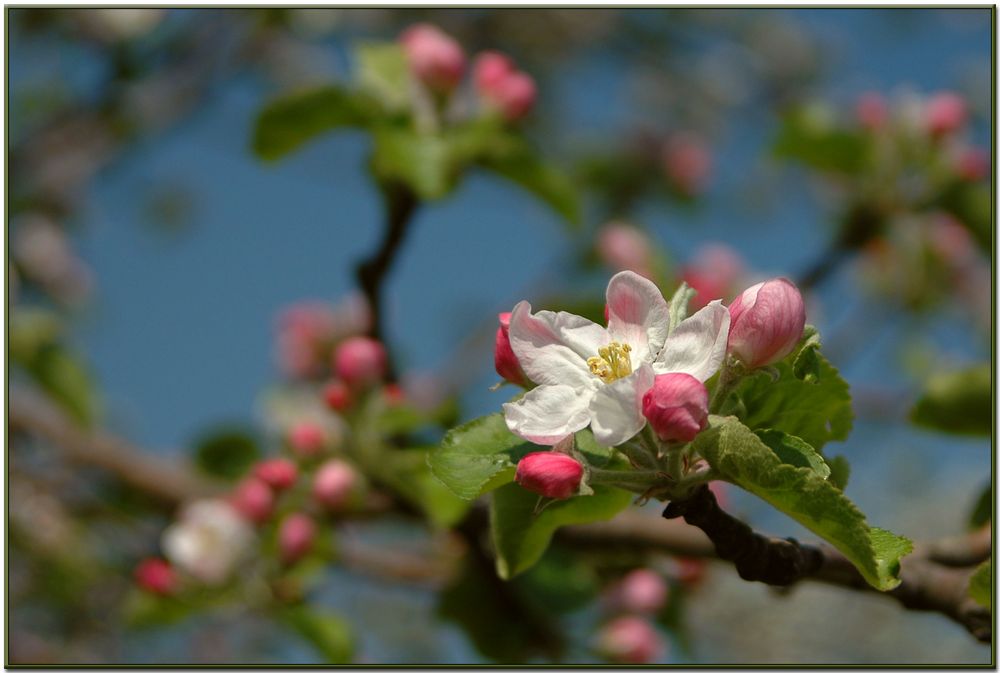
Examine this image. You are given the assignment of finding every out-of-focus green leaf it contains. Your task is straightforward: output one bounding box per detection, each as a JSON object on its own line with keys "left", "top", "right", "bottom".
{"left": 354, "top": 42, "right": 410, "bottom": 113}
{"left": 281, "top": 605, "right": 354, "bottom": 664}
{"left": 490, "top": 482, "right": 632, "bottom": 579}
{"left": 9, "top": 307, "right": 62, "bottom": 362}
{"left": 123, "top": 590, "right": 197, "bottom": 629}
{"left": 378, "top": 449, "right": 470, "bottom": 527}
{"left": 191, "top": 426, "right": 261, "bottom": 481}
{"left": 252, "top": 86, "right": 369, "bottom": 161}
{"left": 736, "top": 350, "right": 853, "bottom": 451}
{"left": 773, "top": 108, "right": 870, "bottom": 174}
{"left": 969, "top": 560, "right": 991, "bottom": 609}
{"left": 910, "top": 364, "right": 991, "bottom": 436}
{"left": 371, "top": 127, "right": 460, "bottom": 200}
{"left": 512, "top": 545, "right": 599, "bottom": 614}
{"left": 968, "top": 482, "right": 992, "bottom": 530}
{"left": 429, "top": 413, "right": 530, "bottom": 501}
{"left": 826, "top": 454, "right": 851, "bottom": 491}
{"left": 30, "top": 345, "right": 100, "bottom": 427}
{"left": 694, "top": 416, "right": 911, "bottom": 591}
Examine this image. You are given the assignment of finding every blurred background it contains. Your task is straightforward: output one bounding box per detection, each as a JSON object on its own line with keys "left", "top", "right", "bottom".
{"left": 7, "top": 7, "right": 992, "bottom": 665}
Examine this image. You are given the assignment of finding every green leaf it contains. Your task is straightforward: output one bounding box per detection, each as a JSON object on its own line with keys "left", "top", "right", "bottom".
{"left": 123, "top": 590, "right": 197, "bottom": 629}
{"left": 968, "top": 482, "right": 992, "bottom": 530}
{"left": 281, "top": 605, "right": 354, "bottom": 664}
{"left": 736, "top": 350, "right": 853, "bottom": 451}
{"left": 667, "top": 282, "right": 696, "bottom": 334}
{"left": 694, "top": 416, "right": 911, "bottom": 590}
{"left": 252, "top": 86, "right": 369, "bottom": 161}
{"left": 29, "top": 345, "right": 100, "bottom": 427}
{"left": 773, "top": 108, "right": 870, "bottom": 174}
{"left": 191, "top": 426, "right": 260, "bottom": 481}
{"left": 969, "top": 560, "right": 991, "bottom": 609}
{"left": 754, "top": 429, "right": 830, "bottom": 479}
{"left": 826, "top": 454, "right": 851, "bottom": 491}
{"left": 792, "top": 325, "right": 822, "bottom": 382}
{"left": 910, "top": 364, "right": 991, "bottom": 436}
{"left": 354, "top": 42, "right": 410, "bottom": 113}
{"left": 371, "top": 127, "right": 460, "bottom": 200}
{"left": 490, "top": 482, "right": 633, "bottom": 579}
{"left": 376, "top": 449, "right": 470, "bottom": 527}
{"left": 429, "top": 413, "right": 531, "bottom": 501}
{"left": 9, "top": 307, "right": 62, "bottom": 362}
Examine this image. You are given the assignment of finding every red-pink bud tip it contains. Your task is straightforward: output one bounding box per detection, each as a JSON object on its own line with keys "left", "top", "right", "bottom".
{"left": 727, "top": 278, "right": 806, "bottom": 369}
{"left": 641, "top": 373, "right": 709, "bottom": 443}
{"left": 515, "top": 452, "right": 584, "bottom": 499}
{"left": 229, "top": 477, "right": 275, "bottom": 525}
{"left": 597, "top": 616, "right": 666, "bottom": 664}
{"left": 254, "top": 458, "right": 298, "bottom": 491}
{"left": 400, "top": 23, "right": 465, "bottom": 93}
{"left": 322, "top": 379, "right": 352, "bottom": 412}
{"left": 495, "top": 312, "right": 529, "bottom": 387}
{"left": 134, "top": 558, "right": 176, "bottom": 595}
{"left": 475, "top": 53, "right": 536, "bottom": 122}
{"left": 287, "top": 422, "right": 327, "bottom": 458}
{"left": 614, "top": 568, "right": 669, "bottom": 615}
{"left": 279, "top": 513, "right": 317, "bottom": 565}
{"left": 925, "top": 91, "right": 967, "bottom": 138}
{"left": 333, "top": 336, "right": 387, "bottom": 388}
{"left": 313, "top": 459, "right": 359, "bottom": 511}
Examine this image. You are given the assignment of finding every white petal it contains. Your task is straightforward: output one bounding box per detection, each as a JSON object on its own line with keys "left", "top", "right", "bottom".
{"left": 508, "top": 301, "right": 605, "bottom": 388}
{"left": 504, "top": 384, "right": 593, "bottom": 445}
{"left": 654, "top": 300, "right": 731, "bottom": 381}
{"left": 606, "top": 271, "right": 670, "bottom": 364}
{"left": 588, "top": 363, "right": 655, "bottom": 447}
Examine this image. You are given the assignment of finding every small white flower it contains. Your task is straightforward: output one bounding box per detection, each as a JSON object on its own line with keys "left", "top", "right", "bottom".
{"left": 503, "top": 271, "right": 730, "bottom": 447}
{"left": 162, "top": 499, "right": 254, "bottom": 585}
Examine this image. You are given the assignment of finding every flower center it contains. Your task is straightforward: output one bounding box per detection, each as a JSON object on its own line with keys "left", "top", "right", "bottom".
{"left": 587, "top": 341, "right": 633, "bottom": 383}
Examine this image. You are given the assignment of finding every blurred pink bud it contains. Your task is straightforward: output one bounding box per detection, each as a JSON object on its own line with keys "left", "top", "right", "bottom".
{"left": 727, "top": 278, "right": 806, "bottom": 368}
{"left": 925, "top": 91, "right": 967, "bottom": 137}
{"left": 597, "top": 616, "right": 665, "bottom": 664}
{"left": 313, "top": 459, "right": 359, "bottom": 511}
{"left": 400, "top": 23, "right": 465, "bottom": 93}
{"left": 515, "top": 452, "right": 583, "bottom": 499}
{"left": 491, "top": 71, "right": 537, "bottom": 122}
{"left": 663, "top": 134, "right": 712, "bottom": 196}
{"left": 855, "top": 92, "right": 888, "bottom": 131}
{"left": 474, "top": 50, "right": 515, "bottom": 94}
{"left": 955, "top": 147, "right": 990, "bottom": 181}
{"left": 276, "top": 302, "right": 337, "bottom": 379}
{"left": 616, "top": 568, "right": 669, "bottom": 615}
{"left": 929, "top": 214, "right": 975, "bottom": 266}
{"left": 279, "top": 513, "right": 317, "bottom": 565}
{"left": 287, "top": 422, "right": 326, "bottom": 458}
{"left": 334, "top": 336, "right": 387, "bottom": 387}
{"left": 134, "top": 558, "right": 176, "bottom": 595}
{"left": 641, "top": 373, "right": 709, "bottom": 443}
{"left": 322, "top": 379, "right": 352, "bottom": 412}
{"left": 596, "top": 222, "right": 654, "bottom": 278}
{"left": 673, "top": 557, "right": 707, "bottom": 587}
{"left": 495, "top": 312, "right": 529, "bottom": 387}
{"left": 254, "top": 458, "right": 298, "bottom": 491}
{"left": 682, "top": 244, "right": 744, "bottom": 310}
{"left": 229, "top": 478, "right": 274, "bottom": 524}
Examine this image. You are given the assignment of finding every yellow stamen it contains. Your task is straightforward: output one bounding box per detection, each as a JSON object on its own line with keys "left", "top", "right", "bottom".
{"left": 587, "top": 341, "right": 633, "bottom": 383}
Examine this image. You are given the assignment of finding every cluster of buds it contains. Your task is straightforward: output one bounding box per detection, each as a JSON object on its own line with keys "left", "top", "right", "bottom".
{"left": 275, "top": 294, "right": 371, "bottom": 381}
{"left": 399, "top": 23, "right": 537, "bottom": 123}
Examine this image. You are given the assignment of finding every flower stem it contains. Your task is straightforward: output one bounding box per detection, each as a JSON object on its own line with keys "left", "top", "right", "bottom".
{"left": 587, "top": 467, "right": 662, "bottom": 493}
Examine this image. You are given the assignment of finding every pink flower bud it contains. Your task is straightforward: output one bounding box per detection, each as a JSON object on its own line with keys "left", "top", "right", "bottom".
{"left": 474, "top": 50, "right": 515, "bottom": 94}
{"left": 727, "top": 278, "right": 806, "bottom": 368}
{"left": 515, "top": 452, "right": 583, "bottom": 499}
{"left": 596, "top": 222, "right": 654, "bottom": 278}
{"left": 855, "top": 92, "right": 888, "bottom": 131}
{"left": 322, "top": 379, "right": 352, "bottom": 412}
{"left": 333, "top": 336, "right": 387, "bottom": 387}
{"left": 597, "top": 616, "right": 665, "bottom": 664}
{"left": 287, "top": 422, "right": 326, "bottom": 458}
{"left": 134, "top": 558, "right": 176, "bottom": 595}
{"left": 672, "top": 557, "right": 707, "bottom": 587}
{"left": 254, "top": 458, "right": 298, "bottom": 491}
{"left": 663, "top": 133, "right": 712, "bottom": 196}
{"left": 955, "top": 147, "right": 990, "bottom": 182}
{"left": 400, "top": 23, "right": 465, "bottom": 93}
{"left": 383, "top": 383, "right": 406, "bottom": 405}
{"left": 313, "top": 459, "right": 359, "bottom": 511}
{"left": 642, "top": 373, "right": 709, "bottom": 443}
{"left": 279, "top": 513, "right": 317, "bottom": 565}
{"left": 614, "top": 569, "right": 669, "bottom": 615}
{"left": 229, "top": 478, "right": 274, "bottom": 524}
{"left": 480, "top": 68, "right": 537, "bottom": 122}
{"left": 495, "top": 312, "right": 529, "bottom": 387}
{"left": 925, "top": 91, "right": 967, "bottom": 137}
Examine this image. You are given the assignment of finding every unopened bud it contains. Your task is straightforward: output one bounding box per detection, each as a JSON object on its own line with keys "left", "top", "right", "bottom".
{"left": 134, "top": 558, "right": 176, "bottom": 595}
{"left": 400, "top": 23, "right": 465, "bottom": 93}
{"left": 473, "top": 50, "right": 514, "bottom": 94}
{"left": 727, "top": 278, "right": 806, "bottom": 368}
{"left": 322, "top": 379, "right": 352, "bottom": 412}
{"left": 254, "top": 458, "right": 298, "bottom": 491}
{"left": 313, "top": 459, "right": 359, "bottom": 511}
{"left": 596, "top": 222, "right": 653, "bottom": 278}
{"left": 495, "top": 312, "right": 529, "bottom": 386}
{"left": 663, "top": 134, "right": 712, "bottom": 196}
{"left": 333, "top": 336, "right": 387, "bottom": 387}
{"left": 955, "top": 147, "right": 990, "bottom": 182}
{"left": 287, "top": 422, "right": 327, "bottom": 458}
{"left": 596, "top": 616, "right": 665, "bottom": 664}
{"left": 614, "top": 568, "right": 669, "bottom": 615}
{"left": 477, "top": 55, "right": 536, "bottom": 122}
{"left": 279, "top": 513, "right": 317, "bottom": 565}
{"left": 229, "top": 478, "right": 275, "bottom": 525}
{"left": 515, "top": 452, "right": 583, "bottom": 499}
{"left": 642, "top": 373, "right": 709, "bottom": 443}
{"left": 925, "top": 91, "right": 967, "bottom": 138}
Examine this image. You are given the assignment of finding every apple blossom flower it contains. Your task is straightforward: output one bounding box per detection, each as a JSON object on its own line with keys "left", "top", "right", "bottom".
{"left": 596, "top": 222, "right": 654, "bottom": 279}
{"left": 313, "top": 459, "right": 359, "bottom": 510}
{"left": 495, "top": 312, "right": 529, "bottom": 387}
{"left": 641, "top": 373, "right": 709, "bottom": 442}
{"left": 596, "top": 615, "right": 666, "bottom": 664}
{"left": 727, "top": 278, "right": 806, "bottom": 369}
{"left": 610, "top": 568, "right": 669, "bottom": 615}
{"left": 400, "top": 24, "right": 465, "bottom": 93}
{"left": 925, "top": 91, "right": 967, "bottom": 137}
{"left": 279, "top": 513, "right": 317, "bottom": 565}
{"left": 503, "top": 271, "right": 730, "bottom": 447}
{"left": 134, "top": 558, "right": 176, "bottom": 595}
{"left": 229, "top": 477, "right": 275, "bottom": 524}
{"left": 515, "top": 452, "right": 584, "bottom": 499}
{"left": 162, "top": 499, "right": 254, "bottom": 585}
{"left": 333, "top": 336, "right": 387, "bottom": 387}
{"left": 254, "top": 458, "right": 298, "bottom": 491}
